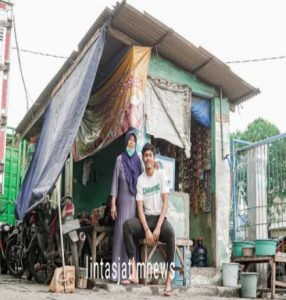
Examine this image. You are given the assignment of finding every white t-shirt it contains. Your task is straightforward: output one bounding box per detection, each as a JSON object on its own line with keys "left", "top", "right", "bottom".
{"left": 136, "top": 169, "right": 169, "bottom": 215}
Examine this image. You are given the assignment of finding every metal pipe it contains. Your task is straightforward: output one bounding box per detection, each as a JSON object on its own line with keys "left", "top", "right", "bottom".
{"left": 232, "top": 138, "right": 252, "bottom": 145}
{"left": 219, "top": 87, "right": 226, "bottom": 160}
{"left": 231, "top": 138, "right": 237, "bottom": 241}
{"left": 57, "top": 176, "right": 67, "bottom": 292}
{"left": 237, "top": 132, "right": 286, "bottom": 153}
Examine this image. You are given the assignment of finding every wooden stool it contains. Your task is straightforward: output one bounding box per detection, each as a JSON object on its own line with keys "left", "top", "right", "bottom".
{"left": 139, "top": 238, "right": 189, "bottom": 285}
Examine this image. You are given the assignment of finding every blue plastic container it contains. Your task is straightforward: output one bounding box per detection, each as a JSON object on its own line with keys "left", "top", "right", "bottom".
{"left": 233, "top": 241, "right": 255, "bottom": 257}
{"left": 254, "top": 239, "right": 277, "bottom": 256}
{"left": 173, "top": 248, "right": 191, "bottom": 287}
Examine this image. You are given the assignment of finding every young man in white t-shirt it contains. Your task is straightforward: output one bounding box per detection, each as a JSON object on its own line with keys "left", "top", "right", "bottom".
{"left": 123, "top": 143, "right": 175, "bottom": 296}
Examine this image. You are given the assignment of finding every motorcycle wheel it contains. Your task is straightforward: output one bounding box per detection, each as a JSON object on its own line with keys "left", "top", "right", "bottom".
{"left": 5, "top": 237, "right": 25, "bottom": 277}
{"left": 28, "top": 243, "right": 55, "bottom": 284}
{"left": 0, "top": 256, "right": 8, "bottom": 274}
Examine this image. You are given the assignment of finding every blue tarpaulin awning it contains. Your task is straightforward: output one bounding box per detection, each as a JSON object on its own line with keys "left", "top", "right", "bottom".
{"left": 16, "top": 28, "right": 106, "bottom": 221}
{"left": 191, "top": 96, "right": 210, "bottom": 128}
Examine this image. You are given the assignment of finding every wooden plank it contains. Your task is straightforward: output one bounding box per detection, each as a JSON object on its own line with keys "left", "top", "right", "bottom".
{"left": 81, "top": 225, "right": 113, "bottom": 233}
{"left": 93, "top": 226, "right": 113, "bottom": 233}
{"left": 91, "top": 228, "right": 97, "bottom": 279}
{"left": 274, "top": 254, "right": 286, "bottom": 263}
{"left": 183, "top": 246, "right": 186, "bottom": 286}
{"left": 140, "top": 244, "right": 148, "bottom": 285}
{"left": 157, "top": 244, "right": 167, "bottom": 260}
{"left": 275, "top": 280, "right": 286, "bottom": 288}
{"left": 147, "top": 244, "right": 158, "bottom": 262}
{"left": 175, "top": 238, "right": 189, "bottom": 246}
{"left": 233, "top": 256, "right": 272, "bottom": 263}
{"left": 140, "top": 238, "right": 188, "bottom": 247}
{"left": 271, "top": 260, "right": 276, "bottom": 299}
{"left": 108, "top": 26, "right": 138, "bottom": 46}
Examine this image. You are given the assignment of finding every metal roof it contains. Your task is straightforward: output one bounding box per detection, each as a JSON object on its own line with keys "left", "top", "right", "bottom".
{"left": 16, "top": 1, "right": 260, "bottom": 139}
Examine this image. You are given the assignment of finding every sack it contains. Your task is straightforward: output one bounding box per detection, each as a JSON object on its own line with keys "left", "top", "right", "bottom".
{"left": 49, "top": 266, "right": 75, "bottom": 293}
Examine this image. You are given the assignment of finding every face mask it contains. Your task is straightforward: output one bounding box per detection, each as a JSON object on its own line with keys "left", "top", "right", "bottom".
{"left": 126, "top": 147, "right": 135, "bottom": 157}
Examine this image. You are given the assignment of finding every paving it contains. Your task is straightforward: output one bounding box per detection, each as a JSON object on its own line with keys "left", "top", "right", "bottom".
{"left": 0, "top": 274, "right": 285, "bottom": 299}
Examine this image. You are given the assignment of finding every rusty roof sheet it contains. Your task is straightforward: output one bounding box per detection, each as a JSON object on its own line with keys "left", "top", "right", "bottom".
{"left": 16, "top": 1, "right": 259, "bottom": 138}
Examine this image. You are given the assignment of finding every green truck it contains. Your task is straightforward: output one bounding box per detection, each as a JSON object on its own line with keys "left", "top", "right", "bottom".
{"left": 0, "top": 128, "right": 26, "bottom": 225}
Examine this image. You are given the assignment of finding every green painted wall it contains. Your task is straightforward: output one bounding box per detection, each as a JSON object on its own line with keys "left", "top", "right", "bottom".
{"left": 73, "top": 136, "right": 125, "bottom": 213}
{"left": 148, "top": 54, "right": 217, "bottom": 99}
{"left": 148, "top": 53, "right": 219, "bottom": 266}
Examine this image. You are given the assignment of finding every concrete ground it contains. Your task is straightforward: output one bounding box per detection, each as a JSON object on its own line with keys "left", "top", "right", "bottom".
{"left": 0, "top": 274, "right": 285, "bottom": 299}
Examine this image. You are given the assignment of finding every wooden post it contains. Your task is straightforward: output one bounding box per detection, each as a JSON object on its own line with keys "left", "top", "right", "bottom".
{"left": 92, "top": 227, "right": 97, "bottom": 279}
{"left": 271, "top": 258, "right": 276, "bottom": 299}
{"left": 140, "top": 243, "right": 148, "bottom": 285}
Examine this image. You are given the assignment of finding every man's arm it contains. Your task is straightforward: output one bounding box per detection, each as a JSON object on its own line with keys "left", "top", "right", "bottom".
{"left": 137, "top": 200, "right": 154, "bottom": 245}
{"left": 153, "top": 169, "right": 170, "bottom": 242}
{"left": 153, "top": 193, "right": 168, "bottom": 242}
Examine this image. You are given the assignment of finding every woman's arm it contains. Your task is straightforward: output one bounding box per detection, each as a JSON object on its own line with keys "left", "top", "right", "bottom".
{"left": 110, "top": 156, "right": 121, "bottom": 220}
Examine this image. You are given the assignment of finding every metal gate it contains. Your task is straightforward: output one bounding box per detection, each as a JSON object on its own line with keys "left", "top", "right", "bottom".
{"left": 231, "top": 133, "right": 286, "bottom": 242}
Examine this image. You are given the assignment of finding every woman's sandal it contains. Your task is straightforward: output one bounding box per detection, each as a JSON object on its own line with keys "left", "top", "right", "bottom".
{"left": 120, "top": 280, "right": 131, "bottom": 286}
{"left": 164, "top": 289, "right": 172, "bottom": 297}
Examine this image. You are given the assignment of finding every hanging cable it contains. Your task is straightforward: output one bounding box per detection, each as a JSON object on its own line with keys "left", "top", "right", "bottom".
{"left": 11, "top": 47, "right": 68, "bottom": 59}
{"left": 13, "top": 15, "right": 30, "bottom": 111}
{"left": 10, "top": 45, "right": 286, "bottom": 65}
{"left": 226, "top": 55, "right": 286, "bottom": 64}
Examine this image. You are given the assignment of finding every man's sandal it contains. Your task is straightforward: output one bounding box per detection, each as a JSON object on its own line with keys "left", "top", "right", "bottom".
{"left": 164, "top": 289, "right": 172, "bottom": 297}
{"left": 120, "top": 280, "right": 131, "bottom": 286}
{"left": 129, "top": 277, "right": 139, "bottom": 284}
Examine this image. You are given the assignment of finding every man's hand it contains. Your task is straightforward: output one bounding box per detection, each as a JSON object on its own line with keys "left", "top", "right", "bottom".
{"left": 146, "top": 229, "right": 154, "bottom": 246}
{"left": 111, "top": 203, "right": 117, "bottom": 220}
{"left": 153, "top": 226, "right": 161, "bottom": 243}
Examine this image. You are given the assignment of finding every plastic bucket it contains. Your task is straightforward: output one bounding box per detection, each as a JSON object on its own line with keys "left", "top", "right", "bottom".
{"left": 254, "top": 239, "right": 277, "bottom": 256}
{"left": 222, "top": 263, "right": 239, "bottom": 287}
{"left": 240, "top": 272, "right": 258, "bottom": 298}
{"left": 242, "top": 246, "right": 255, "bottom": 257}
{"left": 233, "top": 241, "right": 255, "bottom": 257}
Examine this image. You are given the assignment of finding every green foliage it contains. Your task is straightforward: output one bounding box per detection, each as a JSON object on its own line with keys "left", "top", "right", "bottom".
{"left": 232, "top": 118, "right": 286, "bottom": 209}
{"left": 231, "top": 118, "right": 280, "bottom": 142}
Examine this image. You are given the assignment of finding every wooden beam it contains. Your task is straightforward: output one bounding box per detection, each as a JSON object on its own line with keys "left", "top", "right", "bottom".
{"left": 274, "top": 254, "right": 286, "bottom": 263}
{"left": 107, "top": 25, "right": 139, "bottom": 46}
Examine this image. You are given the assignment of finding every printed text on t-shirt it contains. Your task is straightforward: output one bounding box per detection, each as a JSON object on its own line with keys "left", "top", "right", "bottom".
{"left": 143, "top": 184, "right": 160, "bottom": 195}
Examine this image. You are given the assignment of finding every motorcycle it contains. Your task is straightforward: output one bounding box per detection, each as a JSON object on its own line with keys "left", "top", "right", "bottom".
{"left": 0, "top": 208, "right": 13, "bottom": 274}
{"left": 28, "top": 196, "right": 80, "bottom": 284}
{"left": 5, "top": 207, "right": 36, "bottom": 278}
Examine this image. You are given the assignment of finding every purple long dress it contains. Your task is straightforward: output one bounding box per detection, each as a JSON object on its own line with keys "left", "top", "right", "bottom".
{"left": 110, "top": 154, "right": 138, "bottom": 282}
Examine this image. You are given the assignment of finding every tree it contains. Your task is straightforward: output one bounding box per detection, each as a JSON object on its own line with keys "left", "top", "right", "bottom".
{"left": 231, "top": 118, "right": 286, "bottom": 209}
{"left": 231, "top": 117, "right": 280, "bottom": 143}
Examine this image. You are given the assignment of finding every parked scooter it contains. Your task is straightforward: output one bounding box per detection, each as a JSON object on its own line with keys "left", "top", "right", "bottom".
{"left": 0, "top": 208, "right": 13, "bottom": 274}
{"left": 28, "top": 196, "right": 80, "bottom": 284}
{"left": 5, "top": 207, "right": 36, "bottom": 278}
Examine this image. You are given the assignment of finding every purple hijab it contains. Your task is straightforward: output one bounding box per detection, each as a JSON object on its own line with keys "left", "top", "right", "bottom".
{"left": 121, "top": 130, "right": 143, "bottom": 195}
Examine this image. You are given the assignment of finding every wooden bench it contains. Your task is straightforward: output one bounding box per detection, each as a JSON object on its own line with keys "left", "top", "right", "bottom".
{"left": 232, "top": 253, "right": 286, "bottom": 299}
{"left": 139, "top": 238, "right": 189, "bottom": 285}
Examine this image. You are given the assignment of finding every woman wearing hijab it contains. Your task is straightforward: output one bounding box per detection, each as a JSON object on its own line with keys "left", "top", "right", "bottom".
{"left": 110, "top": 130, "right": 143, "bottom": 284}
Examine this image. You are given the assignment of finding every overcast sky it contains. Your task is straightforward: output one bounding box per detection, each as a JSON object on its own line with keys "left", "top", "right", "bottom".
{"left": 7, "top": 0, "right": 286, "bottom": 134}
